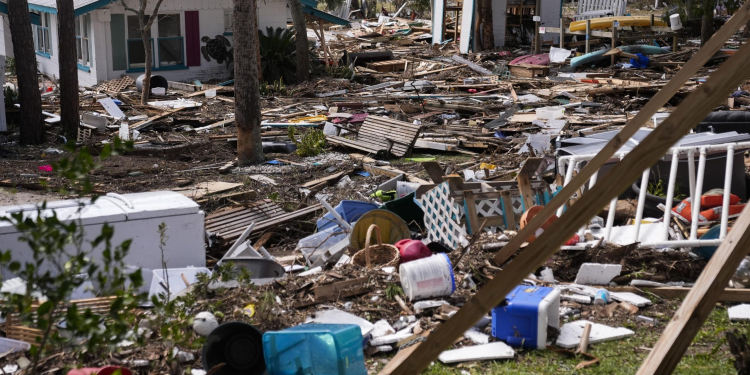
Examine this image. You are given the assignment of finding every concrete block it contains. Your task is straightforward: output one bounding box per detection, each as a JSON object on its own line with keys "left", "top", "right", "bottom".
{"left": 728, "top": 304, "right": 750, "bottom": 321}
{"left": 438, "top": 342, "right": 515, "bottom": 364}
{"left": 574, "top": 263, "right": 622, "bottom": 285}
{"left": 557, "top": 320, "right": 634, "bottom": 349}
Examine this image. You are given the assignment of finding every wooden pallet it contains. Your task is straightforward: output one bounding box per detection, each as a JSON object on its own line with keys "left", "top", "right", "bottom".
{"left": 327, "top": 116, "right": 423, "bottom": 158}
{"left": 6, "top": 297, "right": 117, "bottom": 345}
{"left": 366, "top": 59, "right": 408, "bottom": 72}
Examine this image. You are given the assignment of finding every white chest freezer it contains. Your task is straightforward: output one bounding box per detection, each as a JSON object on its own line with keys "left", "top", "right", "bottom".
{"left": 0, "top": 191, "right": 206, "bottom": 280}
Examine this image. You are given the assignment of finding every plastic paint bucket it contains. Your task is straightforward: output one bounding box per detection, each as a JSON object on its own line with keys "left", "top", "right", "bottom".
{"left": 399, "top": 253, "right": 455, "bottom": 301}
{"left": 396, "top": 181, "right": 421, "bottom": 198}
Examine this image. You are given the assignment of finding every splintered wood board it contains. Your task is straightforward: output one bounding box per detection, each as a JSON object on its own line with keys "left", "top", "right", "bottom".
{"left": 173, "top": 181, "right": 242, "bottom": 199}
{"left": 367, "top": 59, "right": 408, "bottom": 72}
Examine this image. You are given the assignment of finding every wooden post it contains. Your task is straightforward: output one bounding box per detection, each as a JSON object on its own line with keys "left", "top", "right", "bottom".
{"left": 534, "top": 0, "right": 541, "bottom": 54}
{"left": 585, "top": 19, "right": 591, "bottom": 54}
{"left": 673, "top": 33, "right": 679, "bottom": 52}
{"left": 491, "top": 1, "right": 750, "bottom": 269}
{"left": 464, "top": 190, "right": 480, "bottom": 234}
{"left": 560, "top": 17, "right": 565, "bottom": 49}
{"left": 611, "top": 26, "right": 618, "bottom": 65}
{"left": 516, "top": 173, "right": 534, "bottom": 211}
{"left": 500, "top": 190, "right": 517, "bottom": 230}
{"left": 318, "top": 22, "right": 330, "bottom": 66}
{"left": 388, "top": 13, "right": 750, "bottom": 375}
{"left": 636, "top": 206, "right": 750, "bottom": 375}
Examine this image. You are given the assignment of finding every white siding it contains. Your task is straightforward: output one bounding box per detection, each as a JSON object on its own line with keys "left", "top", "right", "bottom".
{"left": 33, "top": 13, "right": 101, "bottom": 87}
{"left": 0, "top": 15, "right": 12, "bottom": 58}
{"left": 492, "top": 0, "right": 507, "bottom": 47}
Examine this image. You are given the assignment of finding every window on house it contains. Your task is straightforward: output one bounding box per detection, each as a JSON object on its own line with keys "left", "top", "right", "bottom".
{"left": 126, "top": 15, "right": 153, "bottom": 69}
{"left": 157, "top": 14, "right": 183, "bottom": 67}
{"left": 75, "top": 14, "right": 91, "bottom": 66}
{"left": 33, "top": 12, "right": 51, "bottom": 56}
{"left": 224, "top": 10, "right": 233, "bottom": 34}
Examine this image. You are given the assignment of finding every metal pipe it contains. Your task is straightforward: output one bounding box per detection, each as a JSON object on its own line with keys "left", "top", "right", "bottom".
{"left": 224, "top": 222, "right": 256, "bottom": 260}
{"left": 318, "top": 198, "right": 352, "bottom": 231}
{"left": 720, "top": 145, "right": 735, "bottom": 239}
{"left": 589, "top": 170, "right": 599, "bottom": 190}
{"left": 662, "top": 150, "right": 680, "bottom": 241}
{"left": 690, "top": 148, "right": 707, "bottom": 240}
{"left": 688, "top": 149, "right": 696, "bottom": 201}
{"left": 558, "top": 157, "right": 577, "bottom": 217}
{"left": 604, "top": 197, "right": 618, "bottom": 241}
{"left": 633, "top": 168, "right": 651, "bottom": 241}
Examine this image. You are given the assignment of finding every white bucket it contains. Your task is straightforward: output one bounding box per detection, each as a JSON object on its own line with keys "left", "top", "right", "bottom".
{"left": 399, "top": 253, "right": 455, "bottom": 301}
{"left": 396, "top": 181, "right": 420, "bottom": 198}
{"left": 151, "top": 87, "right": 166, "bottom": 96}
{"left": 535, "top": 106, "right": 565, "bottom": 120}
{"left": 670, "top": 14, "right": 683, "bottom": 31}
{"left": 205, "top": 89, "right": 217, "bottom": 98}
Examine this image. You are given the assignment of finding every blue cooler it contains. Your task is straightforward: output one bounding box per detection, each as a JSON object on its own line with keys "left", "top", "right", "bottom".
{"left": 491, "top": 285, "right": 560, "bottom": 349}
{"left": 263, "top": 323, "right": 367, "bottom": 375}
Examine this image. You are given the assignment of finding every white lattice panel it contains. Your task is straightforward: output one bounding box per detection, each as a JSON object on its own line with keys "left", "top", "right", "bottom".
{"left": 420, "top": 182, "right": 467, "bottom": 249}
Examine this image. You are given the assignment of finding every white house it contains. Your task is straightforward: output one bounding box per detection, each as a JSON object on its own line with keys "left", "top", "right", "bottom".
{"left": 0, "top": 0, "right": 347, "bottom": 87}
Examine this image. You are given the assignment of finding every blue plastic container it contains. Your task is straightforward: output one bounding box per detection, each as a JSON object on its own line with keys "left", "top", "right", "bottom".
{"left": 263, "top": 323, "right": 367, "bottom": 375}
{"left": 491, "top": 285, "right": 560, "bottom": 349}
{"left": 317, "top": 200, "right": 379, "bottom": 231}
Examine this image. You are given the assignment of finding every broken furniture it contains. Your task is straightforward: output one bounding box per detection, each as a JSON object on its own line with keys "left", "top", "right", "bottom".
{"left": 557, "top": 129, "right": 750, "bottom": 248}
{"left": 492, "top": 285, "right": 560, "bottom": 349}
{"left": 508, "top": 64, "right": 550, "bottom": 78}
{"left": 574, "top": 0, "right": 627, "bottom": 20}
{"left": 327, "top": 116, "right": 423, "bottom": 158}
{"left": 0, "top": 191, "right": 206, "bottom": 279}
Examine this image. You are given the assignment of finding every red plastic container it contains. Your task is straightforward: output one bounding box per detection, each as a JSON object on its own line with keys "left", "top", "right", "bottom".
{"left": 395, "top": 239, "right": 432, "bottom": 263}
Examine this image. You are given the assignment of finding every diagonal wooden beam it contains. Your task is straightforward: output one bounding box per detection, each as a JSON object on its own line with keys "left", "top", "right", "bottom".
{"left": 492, "top": 1, "right": 750, "bottom": 267}
{"left": 636, "top": 206, "right": 750, "bottom": 374}
{"left": 389, "top": 33, "right": 750, "bottom": 375}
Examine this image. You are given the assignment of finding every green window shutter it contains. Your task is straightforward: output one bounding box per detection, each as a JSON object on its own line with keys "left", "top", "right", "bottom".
{"left": 110, "top": 14, "right": 127, "bottom": 71}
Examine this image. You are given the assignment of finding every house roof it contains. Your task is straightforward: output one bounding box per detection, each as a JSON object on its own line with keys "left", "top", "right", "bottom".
{"left": 0, "top": 0, "right": 118, "bottom": 16}
{"left": 300, "top": 0, "right": 350, "bottom": 26}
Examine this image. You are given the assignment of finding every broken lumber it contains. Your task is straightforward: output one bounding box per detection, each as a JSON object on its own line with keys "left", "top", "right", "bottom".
{"left": 391, "top": 12, "right": 750, "bottom": 374}
{"left": 129, "top": 107, "right": 185, "bottom": 131}
{"left": 637, "top": 206, "right": 750, "bottom": 374}
{"left": 451, "top": 55, "right": 493, "bottom": 75}
{"left": 313, "top": 277, "right": 369, "bottom": 299}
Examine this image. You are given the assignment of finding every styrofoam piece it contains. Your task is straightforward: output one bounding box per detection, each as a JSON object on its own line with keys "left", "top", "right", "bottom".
{"left": 97, "top": 97, "right": 126, "bottom": 119}
{"left": 311, "top": 308, "right": 374, "bottom": 336}
{"left": 610, "top": 292, "right": 652, "bottom": 307}
{"left": 541, "top": 268, "right": 555, "bottom": 283}
{"left": 561, "top": 294, "right": 592, "bottom": 304}
{"left": 630, "top": 279, "right": 667, "bottom": 287}
{"left": 556, "top": 320, "right": 634, "bottom": 349}
{"left": 298, "top": 266, "right": 323, "bottom": 276}
{"left": 370, "top": 327, "right": 415, "bottom": 346}
{"left": 413, "top": 300, "right": 448, "bottom": 313}
{"left": 728, "top": 304, "right": 750, "bottom": 321}
{"left": 473, "top": 315, "right": 491, "bottom": 329}
{"left": 149, "top": 267, "right": 210, "bottom": 300}
{"left": 438, "top": 342, "right": 515, "bottom": 364}
{"left": 464, "top": 329, "right": 489, "bottom": 344}
{"left": 604, "top": 223, "right": 663, "bottom": 245}
{"left": 371, "top": 320, "right": 395, "bottom": 338}
{"left": 574, "top": 263, "right": 622, "bottom": 285}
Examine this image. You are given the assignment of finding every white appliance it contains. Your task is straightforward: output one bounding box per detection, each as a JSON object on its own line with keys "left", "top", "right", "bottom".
{"left": 0, "top": 191, "right": 206, "bottom": 280}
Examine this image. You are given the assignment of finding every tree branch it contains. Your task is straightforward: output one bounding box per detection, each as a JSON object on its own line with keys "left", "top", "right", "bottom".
{"left": 121, "top": 0, "right": 139, "bottom": 14}
{"left": 147, "top": 0, "right": 166, "bottom": 27}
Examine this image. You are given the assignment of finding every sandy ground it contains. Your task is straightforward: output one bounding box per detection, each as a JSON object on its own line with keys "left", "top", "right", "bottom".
{"left": 0, "top": 188, "right": 60, "bottom": 206}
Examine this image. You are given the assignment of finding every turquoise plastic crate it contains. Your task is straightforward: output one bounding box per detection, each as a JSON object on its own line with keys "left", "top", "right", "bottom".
{"left": 263, "top": 324, "right": 367, "bottom": 375}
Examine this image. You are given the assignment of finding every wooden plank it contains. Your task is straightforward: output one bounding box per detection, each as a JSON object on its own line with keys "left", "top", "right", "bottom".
{"left": 500, "top": 190, "right": 517, "bottom": 230}
{"left": 637, "top": 206, "right": 750, "bottom": 374}
{"left": 379, "top": 343, "right": 422, "bottom": 375}
{"left": 491, "top": 2, "right": 750, "bottom": 268}
{"left": 463, "top": 190, "right": 480, "bottom": 234}
{"left": 422, "top": 161, "right": 445, "bottom": 183}
{"left": 294, "top": 287, "right": 373, "bottom": 308}
{"left": 516, "top": 173, "right": 534, "bottom": 211}
{"left": 129, "top": 107, "right": 185, "bottom": 130}
{"left": 414, "top": 64, "right": 466, "bottom": 77}
{"left": 301, "top": 169, "right": 352, "bottom": 188}
{"left": 221, "top": 205, "right": 323, "bottom": 241}
{"left": 313, "top": 277, "right": 370, "bottom": 298}
{"left": 390, "top": 11, "right": 750, "bottom": 374}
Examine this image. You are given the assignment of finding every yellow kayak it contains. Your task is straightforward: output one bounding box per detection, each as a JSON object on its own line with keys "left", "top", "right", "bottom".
{"left": 569, "top": 16, "right": 667, "bottom": 32}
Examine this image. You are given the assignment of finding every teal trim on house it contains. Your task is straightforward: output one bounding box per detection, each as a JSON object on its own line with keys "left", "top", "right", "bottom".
{"left": 299, "top": 0, "right": 349, "bottom": 25}
{"left": 28, "top": 4, "right": 56, "bottom": 14}
{"left": 0, "top": 3, "right": 7, "bottom": 14}
{"left": 77, "top": 63, "right": 91, "bottom": 72}
{"left": 36, "top": 51, "right": 51, "bottom": 58}
{"left": 75, "top": 0, "right": 119, "bottom": 17}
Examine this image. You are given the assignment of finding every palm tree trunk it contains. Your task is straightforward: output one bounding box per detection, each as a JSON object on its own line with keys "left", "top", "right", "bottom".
{"left": 57, "top": 0, "right": 79, "bottom": 141}
{"left": 8, "top": 0, "right": 44, "bottom": 145}
{"left": 290, "top": 0, "right": 310, "bottom": 82}
{"left": 701, "top": 8, "right": 714, "bottom": 46}
{"left": 234, "top": 0, "right": 264, "bottom": 165}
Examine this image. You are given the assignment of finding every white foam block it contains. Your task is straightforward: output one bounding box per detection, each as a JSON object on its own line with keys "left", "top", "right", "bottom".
{"left": 728, "top": 304, "right": 750, "bottom": 321}
{"left": 311, "top": 309, "right": 374, "bottom": 336}
{"left": 464, "top": 329, "right": 489, "bottom": 345}
{"left": 557, "top": 320, "right": 634, "bottom": 349}
{"left": 574, "top": 263, "right": 622, "bottom": 285}
{"left": 561, "top": 294, "right": 592, "bottom": 304}
{"left": 610, "top": 292, "right": 652, "bottom": 307}
{"left": 371, "top": 320, "right": 395, "bottom": 338}
{"left": 369, "top": 330, "right": 414, "bottom": 346}
{"left": 438, "top": 342, "right": 515, "bottom": 364}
